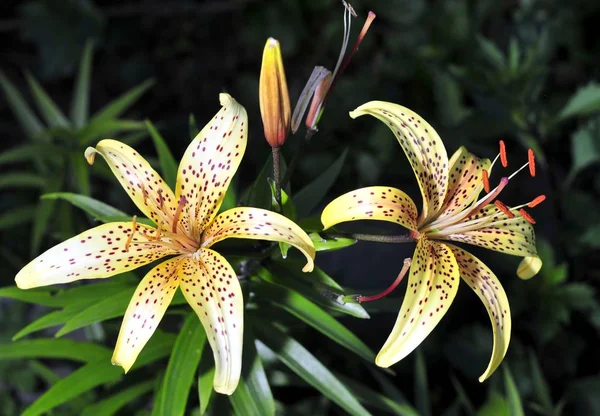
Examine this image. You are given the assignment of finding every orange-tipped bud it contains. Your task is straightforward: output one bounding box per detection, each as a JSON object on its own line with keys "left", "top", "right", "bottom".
{"left": 499, "top": 140, "right": 508, "bottom": 167}
{"left": 259, "top": 38, "right": 291, "bottom": 147}
{"left": 305, "top": 72, "right": 332, "bottom": 130}
{"left": 482, "top": 170, "right": 491, "bottom": 193}
{"left": 528, "top": 148, "right": 536, "bottom": 177}
{"left": 527, "top": 195, "right": 546, "bottom": 208}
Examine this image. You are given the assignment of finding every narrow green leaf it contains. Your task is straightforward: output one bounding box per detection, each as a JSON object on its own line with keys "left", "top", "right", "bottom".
{"left": 70, "top": 153, "right": 91, "bottom": 195}
{"left": 560, "top": 82, "right": 600, "bottom": 120}
{"left": 13, "top": 306, "right": 87, "bottom": 340}
{"left": 310, "top": 232, "right": 356, "bottom": 252}
{"left": 29, "top": 361, "right": 91, "bottom": 411}
{"left": 476, "top": 392, "right": 509, "bottom": 416}
{"left": 79, "top": 119, "right": 146, "bottom": 145}
{"left": 197, "top": 342, "right": 216, "bottom": 415}
{"left": 132, "top": 329, "right": 177, "bottom": 369}
{"left": 146, "top": 120, "right": 178, "bottom": 189}
{"left": 0, "top": 339, "right": 111, "bottom": 362}
{"left": 22, "top": 359, "right": 123, "bottom": 416}
{"left": 503, "top": 366, "right": 524, "bottom": 416}
{"left": 242, "top": 156, "right": 287, "bottom": 210}
{"left": 0, "top": 70, "right": 44, "bottom": 139}
{"left": 450, "top": 374, "right": 475, "bottom": 415}
{"left": 0, "top": 144, "right": 58, "bottom": 166}
{"left": 91, "top": 79, "right": 155, "bottom": 124}
{"left": 31, "top": 172, "right": 63, "bottom": 254}
{"left": 476, "top": 36, "right": 505, "bottom": 70}
{"left": 153, "top": 314, "right": 207, "bottom": 416}
{"left": 230, "top": 330, "right": 275, "bottom": 416}
{"left": 528, "top": 350, "right": 553, "bottom": 413}
{"left": 255, "top": 322, "right": 370, "bottom": 416}
{"left": 0, "top": 173, "right": 46, "bottom": 189}
{"left": 253, "top": 280, "right": 376, "bottom": 363}
{"left": 82, "top": 380, "right": 154, "bottom": 416}
{"left": 415, "top": 351, "right": 431, "bottom": 416}
{"left": 71, "top": 40, "right": 94, "bottom": 128}
{"left": 41, "top": 192, "right": 127, "bottom": 220}
{"left": 24, "top": 71, "right": 70, "bottom": 128}
{"left": 0, "top": 204, "right": 36, "bottom": 230}
{"left": 293, "top": 149, "right": 347, "bottom": 217}
{"left": 336, "top": 373, "right": 420, "bottom": 416}
{"left": 219, "top": 181, "right": 237, "bottom": 213}
{"left": 0, "top": 286, "right": 61, "bottom": 307}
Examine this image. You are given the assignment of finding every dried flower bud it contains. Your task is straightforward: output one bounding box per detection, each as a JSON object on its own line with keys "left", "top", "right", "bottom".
{"left": 305, "top": 72, "right": 332, "bottom": 131}
{"left": 259, "top": 38, "right": 291, "bottom": 147}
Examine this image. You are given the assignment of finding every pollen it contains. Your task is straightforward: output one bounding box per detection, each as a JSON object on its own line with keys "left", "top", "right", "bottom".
{"left": 518, "top": 208, "right": 536, "bottom": 224}
{"left": 482, "top": 170, "right": 490, "bottom": 193}
{"left": 499, "top": 140, "right": 508, "bottom": 168}
{"left": 125, "top": 216, "right": 137, "bottom": 251}
{"left": 527, "top": 195, "right": 546, "bottom": 208}
{"left": 494, "top": 200, "right": 514, "bottom": 218}
{"left": 528, "top": 149, "right": 536, "bottom": 177}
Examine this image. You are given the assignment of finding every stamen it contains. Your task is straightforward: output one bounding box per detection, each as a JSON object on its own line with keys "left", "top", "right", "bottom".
{"left": 336, "top": 11, "right": 376, "bottom": 84}
{"left": 355, "top": 258, "right": 411, "bottom": 303}
{"left": 508, "top": 162, "right": 531, "bottom": 180}
{"left": 482, "top": 170, "right": 491, "bottom": 193}
{"left": 499, "top": 140, "right": 508, "bottom": 168}
{"left": 494, "top": 200, "right": 515, "bottom": 218}
{"left": 157, "top": 189, "right": 164, "bottom": 210}
{"left": 141, "top": 183, "right": 148, "bottom": 205}
{"left": 153, "top": 226, "right": 162, "bottom": 241}
{"left": 172, "top": 196, "right": 187, "bottom": 233}
{"left": 528, "top": 149, "right": 536, "bottom": 177}
{"left": 518, "top": 208, "right": 536, "bottom": 224}
{"left": 124, "top": 215, "right": 137, "bottom": 251}
{"left": 527, "top": 195, "right": 546, "bottom": 208}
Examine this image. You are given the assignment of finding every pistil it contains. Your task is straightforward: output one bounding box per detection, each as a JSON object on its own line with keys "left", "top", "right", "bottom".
{"left": 345, "top": 258, "right": 411, "bottom": 303}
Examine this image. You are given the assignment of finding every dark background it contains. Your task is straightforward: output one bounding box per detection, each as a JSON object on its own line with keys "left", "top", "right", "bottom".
{"left": 1, "top": 0, "right": 599, "bottom": 414}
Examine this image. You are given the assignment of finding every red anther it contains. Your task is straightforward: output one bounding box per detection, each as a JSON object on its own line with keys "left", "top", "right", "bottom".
{"left": 527, "top": 195, "right": 546, "bottom": 208}
{"left": 482, "top": 170, "right": 491, "bottom": 193}
{"left": 499, "top": 140, "right": 508, "bottom": 168}
{"left": 518, "top": 208, "right": 536, "bottom": 224}
{"left": 172, "top": 196, "right": 187, "bottom": 233}
{"left": 494, "top": 200, "right": 515, "bottom": 218}
{"left": 528, "top": 149, "right": 536, "bottom": 177}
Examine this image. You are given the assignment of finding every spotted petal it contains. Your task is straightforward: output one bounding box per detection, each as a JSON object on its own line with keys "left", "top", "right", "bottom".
{"left": 350, "top": 102, "right": 449, "bottom": 222}
{"left": 112, "top": 257, "right": 183, "bottom": 372}
{"left": 448, "top": 244, "right": 511, "bottom": 381}
{"left": 179, "top": 251, "right": 243, "bottom": 395}
{"left": 438, "top": 146, "right": 491, "bottom": 220}
{"left": 85, "top": 140, "right": 179, "bottom": 232}
{"left": 444, "top": 206, "right": 537, "bottom": 257}
{"left": 176, "top": 94, "right": 248, "bottom": 240}
{"left": 15, "top": 222, "right": 176, "bottom": 289}
{"left": 376, "top": 240, "right": 459, "bottom": 368}
{"left": 201, "top": 207, "right": 315, "bottom": 272}
{"left": 321, "top": 186, "right": 419, "bottom": 232}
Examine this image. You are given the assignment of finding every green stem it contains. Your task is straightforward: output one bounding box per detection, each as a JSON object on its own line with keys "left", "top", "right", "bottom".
{"left": 272, "top": 146, "right": 282, "bottom": 211}
{"left": 283, "top": 128, "right": 316, "bottom": 186}
{"left": 321, "top": 232, "right": 415, "bottom": 244}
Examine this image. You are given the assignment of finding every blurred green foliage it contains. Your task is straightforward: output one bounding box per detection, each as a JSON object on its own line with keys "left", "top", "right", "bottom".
{"left": 1, "top": 0, "right": 599, "bottom": 415}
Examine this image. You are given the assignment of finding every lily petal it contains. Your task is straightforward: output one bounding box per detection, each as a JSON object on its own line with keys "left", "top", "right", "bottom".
{"left": 176, "top": 94, "right": 248, "bottom": 240}
{"left": 15, "top": 222, "right": 176, "bottom": 289}
{"left": 447, "top": 244, "right": 511, "bottom": 381}
{"left": 350, "top": 102, "right": 449, "bottom": 222}
{"left": 517, "top": 256, "right": 542, "bottom": 280}
{"left": 438, "top": 146, "right": 491, "bottom": 219}
{"left": 85, "top": 140, "right": 179, "bottom": 232}
{"left": 321, "top": 186, "right": 419, "bottom": 232}
{"left": 202, "top": 207, "right": 315, "bottom": 272}
{"left": 445, "top": 206, "right": 537, "bottom": 257}
{"left": 112, "top": 256, "right": 183, "bottom": 372}
{"left": 376, "top": 240, "right": 459, "bottom": 368}
{"left": 179, "top": 250, "right": 243, "bottom": 395}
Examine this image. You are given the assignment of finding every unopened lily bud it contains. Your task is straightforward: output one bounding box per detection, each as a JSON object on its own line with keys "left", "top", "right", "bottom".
{"left": 259, "top": 38, "right": 291, "bottom": 147}
{"left": 305, "top": 72, "right": 332, "bottom": 131}
{"left": 517, "top": 256, "right": 542, "bottom": 280}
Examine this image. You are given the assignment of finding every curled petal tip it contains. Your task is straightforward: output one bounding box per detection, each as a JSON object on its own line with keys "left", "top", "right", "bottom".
{"left": 84, "top": 147, "right": 97, "bottom": 165}
{"left": 517, "top": 256, "right": 542, "bottom": 280}
{"left": 302, "top": 260, "right": 315, "bottom": 273}
{"left": 219, "top": 92, "right": 234, "bottom": 106}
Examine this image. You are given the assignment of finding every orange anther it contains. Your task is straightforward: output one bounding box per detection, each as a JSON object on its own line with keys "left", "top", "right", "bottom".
{"left": 528, "top": 149, "right": 536, "bottom": 177}
{"left": 125, "top": 215, "right": 137, "bottom": 251}
{"left": 494, "top": 200, "right": 514, "bottom": 218}
{"left": 527, "top": 195, "right": 546, "bottom": 208}
{"left": 499, "top": 140, "right": 508, "bottom": 168}
{"left": 482, "top": 170, "right": 491, "bottom": 193}
{"left": 518, "top": 208, "right": 536, "bottom": 224}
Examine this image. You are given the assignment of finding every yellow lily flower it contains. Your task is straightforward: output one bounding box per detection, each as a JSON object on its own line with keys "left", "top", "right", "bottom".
{"left": 321, "top": 101, "right": 543, "bottom": 381}
{"left": 15, "top": 93, "right": 315, "bottom": 395}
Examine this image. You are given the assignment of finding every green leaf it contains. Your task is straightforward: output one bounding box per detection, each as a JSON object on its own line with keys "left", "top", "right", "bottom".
{"left": 70, "top": 152, "right": 91, "bottom": 195}
{"left": 0, "top": 204, "right": 36, "bottom": 230}
{"left": 310, "top": 232, "right": 357, "bottom": 252}
{"left": 24, "top": 71, "right": 70, "bottom": 128}
{"left": 31, "top": 172, "right": 63, "bottom": 254}
{"left": 0, "top": 144, "right": 58, "bottom": 166}
{"left": 242, "top": 156, "right": 287, "bottom": 210}
{"left": 230, "top": 329, "right": 275, "bottom": 416}
{"left": 268, "top": 178, "right": 296, "bottom": 220}
{"left": 0, "top": 286, "right": 61, "bottom": 307}
{"left": 503, "top": 366, "right": 524, "bottom": 416}
{"left": 42, "top": 192, "right": 127, "bottom": 219}
{"left": 264, "top": 261, "right": 369, "bottom": 319}
{"left": 255, "top": 322, "right": 370, "bottom": 416}
{"left": 568, "top": 120, "right": 600, "bottom": 181}
{"left": 79, "top": 119, "right": 147, "bottom": 145}
{"left": 71, "top": 40, "right": 94, "bottom": 128}
{"left": 253, "top": 279, "right": 376, "bottom": 363}
{"left": 414, "top": 351, "right": 431, "bottom": 416}
{"left": 0, "top": 172, "right": 46, "bottom": 189}
{"left": 82, "top": 380, "right": 154, "bottom": 416}
{"left": 560, "top": 82, "right": 600, "bottom": 120}
{"left": 91, "top": 79, "right": 155, "bottom": 124}
{"left": 476, "top": 392, "right": 509, "bottom": 416}
{"left": 293, "top": 149, "right": 347, "bottom": 217}
{"left": 22, "top": 359, "right": 123, "bottom": 416}
{"left": 197, "top": 343, "right": 216, "bottom": 415}
{"left": 0, "top": 70, "right": 44, "bottom": 140}
{"left": 219, "top": 181, "right": 237, "bottom": 213}
{"left": 476, "top": 36, "right": 505, "bottom": 70}
{"left": 146, "top": 120, "right": 178, "bottom": 189}
{"left": 528, "top": 350, "right": 553, "bottom": 413}
{"left": 153, "top": 314, "right": 207, "bottom": 416}
{"left": 13, "top": 306, "right": 87, "bottom": 340}
{"left": 189, "top": 113, "right": 200, "bottom": 140}
{"left": 0, "top": 339, "right": 111, "bottom": 362}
